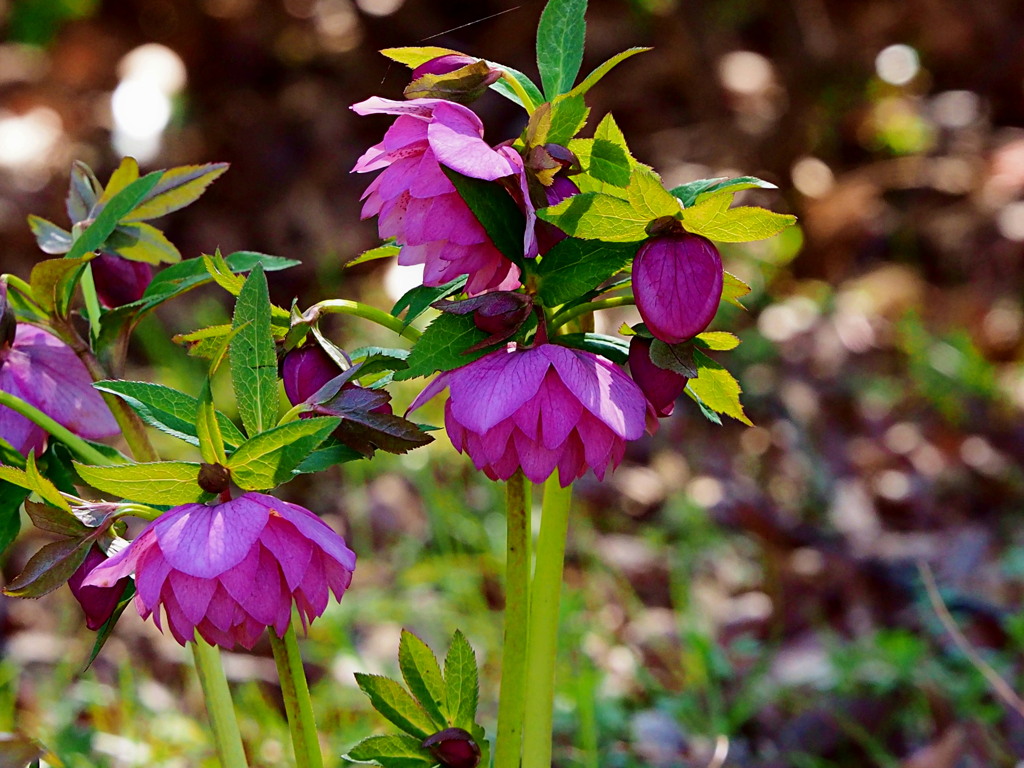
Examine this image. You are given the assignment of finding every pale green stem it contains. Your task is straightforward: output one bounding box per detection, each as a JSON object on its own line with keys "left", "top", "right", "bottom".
{"left": 192, "top": 635, "right": 249, "bottom": 768}
{"left": 278, "top": 402, "right": 309, "bottom": 426}
{"left": 494, "top": 472, "right": 530, "bottom": 768}
{"left": 1, "top": 274, "right": 46, "bottom": 316}
{"left": 499, "top": 71, "right": 538, "bottom": 112}
{"left": 304, "top": 300, "right": 422, "bottom": 342}
{"left": 269, "top": 624, "right": 324, "bottom": 768}
{"left": 0, "top": 390, "right": 111, "bottom": 466}
{"left": 521, "top": 477, "right": 573, "bottom": 768}
{"left": 550, "top": 296, "right": 635, "bottom": 331}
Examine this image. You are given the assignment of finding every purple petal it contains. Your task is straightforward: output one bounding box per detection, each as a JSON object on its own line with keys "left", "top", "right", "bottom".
{"left": 427, "top": 103, "right": 515, "bottom": 181}
{"left": 259, "top": 515, "right": 314, "bottom": 591}
{"left": 155, "top": 499, "right": 268, "bottom": 578}
{"left": 83, "top": 527, "right": 158, "bottom": 587}
{"left": 447, "top": 346, "right": 550, "bottom": 433}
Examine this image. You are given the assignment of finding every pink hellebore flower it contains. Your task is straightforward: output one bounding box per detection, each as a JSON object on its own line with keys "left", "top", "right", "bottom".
{"left": 68, "top": 546, "right": 130, "bottom": 631}
{"left": 633, "top": 233, "right": 723, "bottom": 344}
{"left": 410, "top": 343, "right": 646, "bottom": 487}
{"left": 83, "top": 492, "right": 356, "bottom": 650}
{"left": 351, "top": 97, "right": 521, "bottom": 295}
{"left": 0, "top": 311, "right": 118, "bottom": 455}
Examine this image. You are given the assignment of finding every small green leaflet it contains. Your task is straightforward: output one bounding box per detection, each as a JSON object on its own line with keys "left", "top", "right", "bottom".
{"left": 722, "top": 271, "right": 751, "bottom": 308}
{"left": 354, "top": 673, "right": 439, "bottom": 739}
{"left": 2, "top": 535, "right": 93, "bottom": 598}
{"left": 65, "top": 172, "right": 163, "bottom": 261}
{"left": 567, "top": 47, "right": 650, "bottom": 98}
{"left": 488, "top": 62, "right": 545, "bottom": 110}
{"left": 536, "top": 238, "right": 638, "bottom": 306}
{"left": 695, "top": 331, "right": 740, "bottom": 351}
{"left": 67, "top": 160, "right": 102, "bottom": 222}
{"left": 73, "top": 461, "right": 210, "bottom": 505}
{"left": 122, "top": 163, "right": 229, "bottom": 222}
{"left": 537, "top": 0, "right": 587, "bottom": 99}
{"left": 537, "top": 192, "right": 650, "bottom": 242}
{"left": 104, "top": 221, "right": 181, "bottom": 264}
{"left": 230, "top": 265, "right": 279, "bottom": 437}
{"left": 293, "top": 438, "right": 363, "bottom": 474}
{"left": 554, "top": 333, "right": 629, "bottom": 364}
{"left": 671, "top": 175, "right": 777, "bottom": 208}
{"left": 547, "top": 94, "right": 589, "bottom": 145}
{"left": 626, "top": 167, "right": 680, "bottom": 220}
{"left": 588, "top": 139, "right": 632, "bottom": 187}
{"left": 196, "top": 379, "right": 228, "bottom": 466}
{"left": 347, "top": 243, "right": 400, "bottom": 268}
{"left": 398, "top": 630, "right": 448, "bottom": 728}
{"left": 27, "top": 215, "right": 73, "bottom": 254}
{"left": 391, "top": 276, "right": 467, "bottom": 326}
{"left": 394, "top": 312, "right": 494, "bottom": 381}
{"left": 29, "top": 257, "right": 89, "bottom": 314}
{"left": 444, "top": 630, "right": 479, "bottom": 732}
{"left": 688, "top": 349, "right": 752, "bottom": 425}
{"left": 343, "top": 735, "right": 434, "bottom": 768}
{"left": 442, "top": 168, "right": 526, "bottom": 268}
{"left": 95, "top": 157, "right": 139, "bottom": 208}
{"left": 681, "top": 190, "right": 797, "bottom": 243}
{"left": 226, "top": 418, "right": 340, "bottom": 491}
{"left": 379, "top": 45, "right": 460, "bottom": 67}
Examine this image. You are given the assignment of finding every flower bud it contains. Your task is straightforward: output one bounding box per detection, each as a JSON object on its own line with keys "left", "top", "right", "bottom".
{"left": 405, "top": 57, "right": 501, "bottom": 104}
{"left": 282, "top": 344, "right": 345, "bottom": 406}
{"left": 628, "top": 337, "right": 688, "bottom": 417}
{"left": 422, "top": 728, "right": 481, "bottom": 768}
{"left": 633, "top": 233, "right": 723, "bottom": 344}
{"left": 91, "top": 253, "right": 153, "bottom": 307}
{"left": 68, "top": 546, "right": 129, "bottom": 630}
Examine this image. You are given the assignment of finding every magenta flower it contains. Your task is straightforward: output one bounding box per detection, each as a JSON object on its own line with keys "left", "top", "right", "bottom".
{"left": 0, "top": 308, "right": 118, "bottom": 455}
{"left": 633, "top": 233, "right": 723, "bottom": 344}
{"left": 83, "top": 492, "right": 356, "bottom": 650}
{"left": 410, "top": 343, "right": 646, "bottom": 486}
{"left": 352, "top": 97, "right": 520, "bottom": 294}
{"left": 628, "top": 337, "right": 689, "bottom": 418}
{"left": 68, "top": 546, "right": 129, "bottom": 631}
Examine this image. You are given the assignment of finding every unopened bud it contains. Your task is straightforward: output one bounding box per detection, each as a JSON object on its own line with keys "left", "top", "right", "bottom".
{"left": 405, "top": 57, "right": 501, "bottom": 104}
{"left": 421, "top": 728, "right": 481, "bottom": 768}
{"left": 68, "top": 546, "right": 129, "bottom": 630}
{"left": 91, "top": 253, "right": 153, "bottom": 307}
{"left": 198, "top": 463, "right": 231, "bottom": 495}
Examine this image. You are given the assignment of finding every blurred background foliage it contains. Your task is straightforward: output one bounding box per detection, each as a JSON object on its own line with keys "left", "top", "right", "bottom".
{"left": 2, "top": 0, "right": 1024, "bottom": 766}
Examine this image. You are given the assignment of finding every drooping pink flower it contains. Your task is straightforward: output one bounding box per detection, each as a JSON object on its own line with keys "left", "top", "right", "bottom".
{"left": 68, "top": 546, "right": 130, "bottom": 631}
{"left": 628, "top": 336, "right": 689, "bottom": 418}
{"left": 410, "top": 343, "right": 646, "bottom": 486}
{"left": 633, "top": 233, "right": 723, "bottom": 344}
{"left": 83, "top": 492, "right": 356, "bottom": 650}
{"left": 351, "top": 97, "right": 521, "bottom": 294}
{"left": 0, "top": 302, "right": 118, "bottom": 455}
{"left": 90, "top": 253, "right": 153, "bottom": 307}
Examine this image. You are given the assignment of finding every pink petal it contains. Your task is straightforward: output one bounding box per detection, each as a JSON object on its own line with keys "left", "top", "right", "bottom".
{"left": 427, "top": 104, "right": 515, "bottom": 181}
{"left": 447, "top": 346, "right": 550, "bottom": 433}
{"left": 155, "top": 500, "right": 268, "bottom": 578}
{"left": 260, "top": 515, "right": 314, "bottom": 592}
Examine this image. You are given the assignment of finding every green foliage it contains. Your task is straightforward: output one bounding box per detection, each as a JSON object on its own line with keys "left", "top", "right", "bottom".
{"left": 65, "top": 172, "right": 164, "bottom": 261}
{"left": 536, "top": 238, "right": 638, "bottom": 306}
{"left": 681, "top": 190, "right": 797, "bottom": 242}
{"left": 442, "top": 168, "right": 526, "bottom": 268}
{"left": 230, "top": 264, "right": 279, "bottom": 437}
{"left": 721, "top": 272, "right": 752, "bottom": 308}
{"left": 2, "top": 534, "right": 93, "bottom": 598}
{"left": 686, "top": 349, "right": 752, "bottom": 425}
{"left": 399, "top": 630, "right": 448, "bottom": 728}
{"left": 226, "top": 418, "right": 340, "bottom": 490}
{"left": 344, "top": 734, "right": 436, "bottom": 767}
{"left": 348, "top": 243, "right": 401, "bottom": 268}
{"left": 695, "top": 331, "right": 741, "bottom": 351}
{"left": 354, "top": 674, "right": 439, "bottom": 739}
{"left": 567, "top": 47, "right": 650, "bottom": 98}
{"left": 587, "top": 139, "right": 632, "bottom": 188}
{"left": 122, "top": 163, "right": 229, "bottom": 222}
{"left": 537, "top": 192, "right": 650, "bottom": 242}
{"left": 0, "top": 481, "right": 28, "bottom": 557}
{"left": 196, "top": 379, "right": 229, "bottom": 466}
{"left": 73, "top": 461, "right": 210, "bottom": 505}
{"left": 394, "top": 313, "right": 494, "bottom": 381}
{"left": 650, "top": 339, "right": 698, "bottom": 377}
{"left": 627, "top": 167, "right": 681, "bottom": 220}
{"left": 670, "top": 175, "right": 777, "bottom": 207}
{"left": 554, "top": 333, "right": 629, "bottom": 364}
{"left": 392, "top": 276, "right": 467, "bottom": 326}
{"left": 537, "top": 0, "right": 587, "bottom": 99}
{"left": 443, "top": 630, "right": 479, "bottom": 732}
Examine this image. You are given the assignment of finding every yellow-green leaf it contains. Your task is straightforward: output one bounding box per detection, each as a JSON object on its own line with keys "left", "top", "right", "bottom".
{"left": 537, "top": 192, "right": 650, "bottom": 242}
{"left": 721, "top": 271, "right": 751, "bottom": 309}
{"left": 626, "top": 167, "right": 680, "bottom": 220}
{"left": 123, "top": 163, "right": 229, "bottom": 222}
{"left": 380, "top": 46, "right": 460, "bottom": 67}
{"left": 107, "top": 222, "right": 182, "bottom": 264}
{"left": 687, "top": 350, "right": 752, "bottom": 425}
{"left": 74, "top": 461, "right": 208, "bottom": 505}
{"left": 96, "top": 157, "right": 140, "bottom": 208}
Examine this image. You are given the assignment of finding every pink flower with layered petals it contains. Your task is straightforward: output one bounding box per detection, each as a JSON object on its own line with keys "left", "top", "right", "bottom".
{"left": 352, "top": 97, "right": 520, "bottom": 294}
{"left": 0, "top": 308, "right": 118, "bottom": 456}
{"left": 83, "top": 492, "right": 356, "bottom": 650}
{"left": 410, "top": 343, "right": 646, "bottom": 486}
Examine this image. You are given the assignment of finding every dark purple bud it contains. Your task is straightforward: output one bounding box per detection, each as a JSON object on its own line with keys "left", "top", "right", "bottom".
{"left": 633, "top": 234, "right": 723, "bottom": 344}
{"left": 90, "top": 253, "right": 153, "bottom": 307}
{"left": 629, "top": 337, "right": 688, "bottom": 417}
{"left": 405, "top": 57, "right": 501, "bottom": 104}
{"left": 432, "top": 292, "right": 533, "bottom": 350}
{"left": 422, "top": 728, "right": 481, "bottom": 768}
{"left": 68, "top": 546, "right": 129, "bottom": 630}
{"left": 541, "top": 143, "right": 579, "bottom": 172}
{"left": 282, "top": 344, "right": 346, "bottom": 406}
{"left": 0, "top": 282, "right": 16, "bottom": 351}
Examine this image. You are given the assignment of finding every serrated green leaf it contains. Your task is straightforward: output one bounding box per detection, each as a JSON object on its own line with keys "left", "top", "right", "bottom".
{"left": 123, "top": 162, "right": 228, "bottom": 222}
{"left": 354, "top": 673, "right": 438, "bottom": 739}
{"left": 25, "top": 452, "right": 70, "bottom": 511}
{"left": 348, "top": 243, "right": 401, "bottom": 268}
{"left": 393, "top": 313, "right": 493, "bottom": 381}
{"left": 231, "top": 264, "right": 279, "bottom": 437}
{"left": 67, "top": 160, "right": 102, "bottom": 223}
{"left": 343, "top": 734, "right": 435, "bottom": 768}
{"left": 23, "top": 500, "right": 88, "bottom": 537}
{"left": 695, "top": 331, "right": 740, "bottom": 351}
{"left": 588, "top": 139, "right": 632, "bottom": 188}
{"left": 554, "top": 333, "right": 629, "bottom": 364}
{"left": 105, "top": 221, "right": 181, "bottom": 264}
{"left": 94, "top": 380, "right": 245, "bottom": 450}
{"left": 66, "top": 172, "right": 163, "bottom": 261}
{"left": 442, "top": 168, "right": 525, "bottom": 268}
{"left": 681, "top": 192, "right": 796, "bottom": 243}
{"left": 685, "top": 384, "right": 723, "bottom": 425}
{"left": 444, "top": 630, "right": 478, "bottom": 732}
{"left": 404, "top": 60, "right": 496, "bottom": 102}
{"left": 721, "top": 271, "right": 751, "bottom": 309}
{"left": 672, "top": 175, "right": 778, "bottom": 207}
{"left": 203, "top": 249, "right": 247, "bottom": 295}
{"left": 227, "top": 418, "right": 340, "bottom": 491}
{"left": 537, "top": 0, "right": 587, "bottom": 99}
{"left": 392, "top": 276, "right": 467, "bottom": 326}
{"left": 688, "top": 349, "right": 752, "bottom": 425}
{"left": 29, "top": 257, "right": 90, "bottom": 313}
{"left": 196, "top": 379, "right": 228, "bottom": 466}
{"left": 2, "top": 535, "right": 93, "bottom": 598}
{"left": 567, "top": 46, "right": 650, "bottom": 98}
{"left": 27, "top": 215, "right": 73, "bottom": 254}
{"left": 546, "top": 94, "right": 589, "bottom": 145}
{"left": 73, "top": 461, "right": 208, "bottom": 505}
{"left": 649, "top": 339, "right": 698, "bottom": 377}
{"left": 380, "top": 45, "right": 460, "bottom": 67}
{"left": 626, "top": 167, "right": 680, "bottom": 220}
{"left": 399, "top": 630, "right": 448, "bottom": 728}
{"left": 292, "top": 437, "right": 364, "bottom": 475}
{"left": 536, "top": 238, "right": 637, "bottom": 306}
{"left": 96, "top": 158, "right": 140, "bottom": 208}
{"left": 537, "top": 192, "right": 650, "bottom": 242}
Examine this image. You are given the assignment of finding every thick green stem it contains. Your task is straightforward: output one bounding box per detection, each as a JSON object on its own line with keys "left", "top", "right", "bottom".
{"left": 192, "top": 635, "right": 249, "bottom": 768}
{"left": 550, "top": 296, "right": 635, "bottom": 331}
{"left": 521, "top": 477, "right": 573, "bottom": 768}
{"left": 0, "top": 390, "right": 111, "bottom": 465}
{"left": 302, "top": 300, "right": 422, "bottom": 343}
{"left": 270, "top": 624, "right": 324, "bottom": 768}
{"left": 499, "top": 71, "right": 538, "bottom": 112}
{"left": 494, "top": 472, "right": 530, "bottom": 768}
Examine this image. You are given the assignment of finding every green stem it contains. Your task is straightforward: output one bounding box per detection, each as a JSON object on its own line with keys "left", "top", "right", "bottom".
{"left": 1, "top": 274, "right": 46, "bottom": 316}
{"left": 0, "top": 390, "right": 111, "bottom": 465}
{"left": 269, "top": 624, "right": 324, "bottom": 768}
{"left": 521, "top": 477, "right": 573, "bottom": 768}
{"left": 500, "top": 71, "right": 538, "bottom": 112}
{"left": 494, "top": 472, "right": 530, "bottom": 768}
{"left": 303, "top": 300, "right": 422, "bottom": 342}
{"left": 550, "top": 296, "right": 635, "bottom": 331}
{"left": 277, "top": 402, "right": 308, "bottom": 426}
{"left": 192, "top": 634, "right": 249, "bottom": 768}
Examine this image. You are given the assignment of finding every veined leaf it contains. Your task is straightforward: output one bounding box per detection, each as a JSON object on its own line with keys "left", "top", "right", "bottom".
{"left": 696, "top": 331, "right": 740, "bottom": 351}
{"left": 65, "top": 172, "right": 164, "bottom": 261}
{"left": 626, "top": 167, "right": 680, "bottom": 220}
{"left": 588, "top": 138, "right": 632, "bottom": 188}
{"left": 536, "top": 238, "right": 638, "bottom": 306}
{"left": 688, "top": 349, "right": 752, "bottom": 425}
{"left": 347, "top": 243, "right": 400, "bottom": 268}
{"left": 393, "top": 312, "right": 493, "bottom": 381}
{"left": 2, "top": 535, "right": 93, "bottom": 598}
{"left": 545, "top": 94, "right": 590, "bottom": 145}
{"left": 537, "top": 191, "right": 650, "bottom": 242}
{"left": 443, "top": 630, "right": 479, "bottom": 732}
{"left": 123, "top": 162, "right": 229, "bottom": 222}
{"left": 568, "top": 46, "right": 651, "bottom": 98}
{"left": 537, "top": 0, "right": 587, "bottom": 99}
{"left": 354, "top": 673, "right": 438, "bottom": 739}
{"left": 391, "top": 276, "right": 467, "bottom": 326}
{"left": 721, "top": 271, "right": 751, "bottom": 309}
{"left": 29, "top": 257, "right": 89, "bottom": 313}
{"left": 488, "top": 62, "right": 545, "bottom": 109}
{"left": 25, "top": 452, "right": 70, "bottom": 511}
{"left": 27, "top": 215, "right": 73, "bottom": 254}
{"left": 230, "top": 265, "right": 279, "bottom": 437}
{"left": 95, "top": 157, "right": 140, "bottom": 208}
{"left": 203, "top": 249, "right": 247, "bottom": 295}
{"left": 554, "top": 332, "right": 629, "bottom": 364}
{"left": 672, "top": 175, "right": 778, "bottom": 208}
{"left": 399, "top": 630, "right": 448, "bottom": 728}
{"left": 681, "top": 191, "right": 797, "bottom": 243}
{"left": 74, "top": 461, "right": 209, "bottom": 505}
{"left": 380, "top": 45, "right": 460, "bottom": 67}
{"left": 343, "top": 734, "right": 434, "bottom": 768}
{"left": 67, "top": 160, "right": 102, "bottom": 223}
{"left": 105, "top": 221, "right": 181, "bottom": 264}
{"left": 196, "top": 379, "right": 228, "bottom": 466}
{"left": 227, "top": 417, "right": 340, "bottom": 491}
